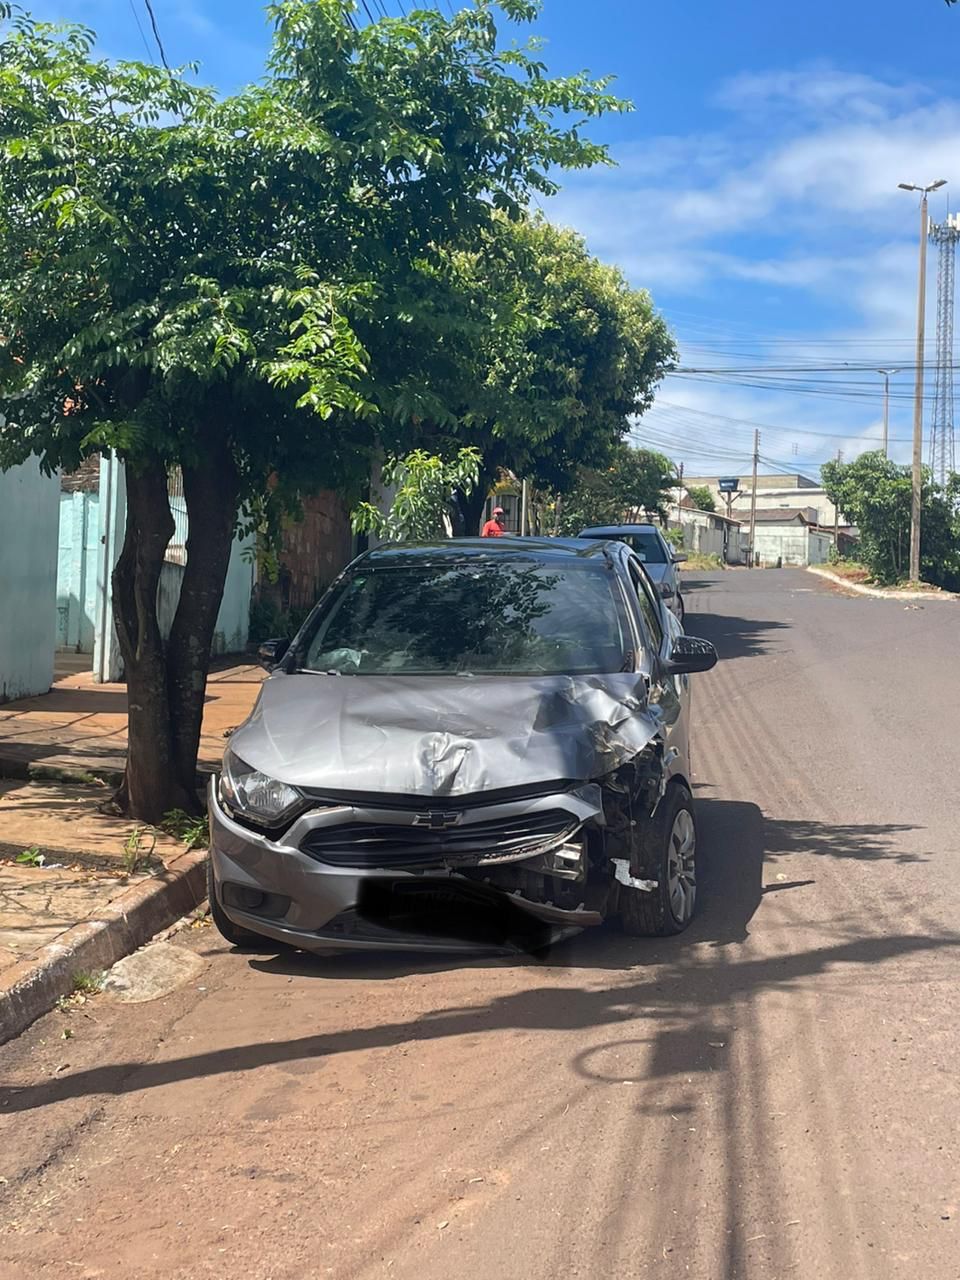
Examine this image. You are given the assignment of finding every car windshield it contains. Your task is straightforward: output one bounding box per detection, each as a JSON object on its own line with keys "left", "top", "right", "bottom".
{"left": 621, "top": 533, "right": 667, "bottom": 564}
{"left": 581, "top": 531, "right": 667, "bottom": 563}
{"left": 295, "top": 559, "right": 631, "bottom": 676}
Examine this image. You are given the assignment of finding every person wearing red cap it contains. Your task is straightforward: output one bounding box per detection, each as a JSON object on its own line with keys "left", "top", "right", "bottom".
{"left": 481, "top": 506, "right": 507, "bottom": 537}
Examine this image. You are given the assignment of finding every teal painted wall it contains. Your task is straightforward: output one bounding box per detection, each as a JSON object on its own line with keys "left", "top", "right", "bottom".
{"left": 56, "top": 490, "right": 101, "bottom": 652}
{"left": 0, "top": 460, "right": 60, "bottom": 701}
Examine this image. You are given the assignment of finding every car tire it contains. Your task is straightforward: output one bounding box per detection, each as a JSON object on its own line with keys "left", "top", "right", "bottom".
{"left": 619, "top": 782, "right": 698, "bottom": 937}
{"left": 207, "top": 858, "right": 272, "bottom": 949}
{"left": 676, "top": 594, "right": 685, "bottom": 626}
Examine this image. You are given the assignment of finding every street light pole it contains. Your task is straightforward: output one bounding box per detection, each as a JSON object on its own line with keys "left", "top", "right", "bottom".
{"left": 899, "top": 179, "right": 947, "bottom": 583}
{"left": 875, "top": 368, "right": 901, "bottom": 457}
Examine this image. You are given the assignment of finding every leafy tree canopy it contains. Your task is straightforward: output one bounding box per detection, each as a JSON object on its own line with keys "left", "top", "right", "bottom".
{"left": 352, "top": 448, "right": 480, "bottom": 541}
{"left": 556, "top": 443, "right": 677, "bottom": 534}
{"left": 685, "top": 484, "right": 716, "bottom": 513}
{"left": 822, "top": 451, "right": 960, "bottom": 587}
{"left": 411, "top": 215, "right": 676, "bottom": 527}
{"left": 0, "top": 0, "right": 630, "bottom": 819}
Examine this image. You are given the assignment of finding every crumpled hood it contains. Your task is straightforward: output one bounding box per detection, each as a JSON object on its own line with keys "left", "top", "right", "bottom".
{"left": 230, "top": 671, "right": 664, "bottom": 798}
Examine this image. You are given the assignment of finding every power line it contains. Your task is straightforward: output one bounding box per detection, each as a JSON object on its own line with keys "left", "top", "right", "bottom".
{"left": 673, "top": 362, "right": 939, "bottom": 374}
{"left": 667, "top": 372, "right": 938, "bottom": 409}
{"left": 127, "top": 0, "right": 153, "bottom": 61}
{"left": 651, "top": 399, "right": 928, "bottom": 446}
{"left": 142, "top": 0, "right": 170, "bottom": 71}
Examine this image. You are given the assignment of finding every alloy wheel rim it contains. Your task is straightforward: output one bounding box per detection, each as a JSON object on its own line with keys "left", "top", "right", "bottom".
{"left": 666, "top": 808, "right": 696, "bottom": 922}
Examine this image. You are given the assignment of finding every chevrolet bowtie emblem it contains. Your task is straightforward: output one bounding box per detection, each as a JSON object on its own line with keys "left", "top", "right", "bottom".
{"left": 412, "top": 811, "right": 464, "bottom": 830}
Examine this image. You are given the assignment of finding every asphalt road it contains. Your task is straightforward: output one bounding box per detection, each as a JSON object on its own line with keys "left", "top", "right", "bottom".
{"left": 2, "top": 568, "right": 959, "bottom": 1280}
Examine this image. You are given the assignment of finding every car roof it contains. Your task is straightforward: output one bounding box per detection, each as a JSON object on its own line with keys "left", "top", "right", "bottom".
{"left": 359, "top": 536, "right": 621, "bottom": 568}
{"left": 579, "top": 524, "right": 663, "bottom": 537}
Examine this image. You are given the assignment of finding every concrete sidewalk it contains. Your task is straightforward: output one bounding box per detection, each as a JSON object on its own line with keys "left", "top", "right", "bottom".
{"left": 0, "top": 661, "right": 264, "bottom": 783}
{"left": 0, "top": 662, "right": 263, "bottom": 1042}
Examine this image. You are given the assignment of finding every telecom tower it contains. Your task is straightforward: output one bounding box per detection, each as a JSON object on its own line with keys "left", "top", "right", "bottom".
{"left": 929, "top": 214, "right": 960, "bottom": 483}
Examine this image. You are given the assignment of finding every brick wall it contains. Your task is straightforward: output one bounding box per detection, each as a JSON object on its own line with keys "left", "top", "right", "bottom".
{"left": 60, "top": 455, "right": 101, "bottom": 494}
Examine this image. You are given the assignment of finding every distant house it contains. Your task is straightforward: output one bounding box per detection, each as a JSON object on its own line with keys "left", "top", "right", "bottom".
{"left": 666, "top": 503, "right": 747, "bottom": 565}
{"left": 745, "top": 507, "right": 835, "bottom": 567}
{"left": 684, "top": 472, "right": 844, "bottom": 530}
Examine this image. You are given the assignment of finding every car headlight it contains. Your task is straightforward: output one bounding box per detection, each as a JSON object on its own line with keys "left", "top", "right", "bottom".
{"left": 219, "top": 749, "right": 302, "bottom": 827}
{"left": 657, "top": 581, "right": 675, "bottom": 599}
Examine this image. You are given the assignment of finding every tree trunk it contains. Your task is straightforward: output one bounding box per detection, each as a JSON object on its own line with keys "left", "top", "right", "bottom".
{"left": 111, "top": 458, "right": 193, "bottom": 823}
{"left": 455, "top": 466, "right": 495, "bottom": 536}
{"left": 112, "top": 450, "right": 239, "bottom": 823}
{"left": 166, "top": 449, "right": 240, "bottom": 804}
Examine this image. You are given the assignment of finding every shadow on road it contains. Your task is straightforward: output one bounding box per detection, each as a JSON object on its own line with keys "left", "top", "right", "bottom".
{"left": 2, "top": 797, "right": 949, "bottom": 1116}
{"left": 764, "top": 816, "right": 929, "bottom": 865}
{"left": 685, "top": 610, "right": 790, "bottom": 659}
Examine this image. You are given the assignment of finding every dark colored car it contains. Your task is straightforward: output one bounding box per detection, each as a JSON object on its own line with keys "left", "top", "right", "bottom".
{"left": 578, "top": 524, "right": 687, "bottom": 623}
{"left": 208, "top": 538, "right": 717, "bottom": 955}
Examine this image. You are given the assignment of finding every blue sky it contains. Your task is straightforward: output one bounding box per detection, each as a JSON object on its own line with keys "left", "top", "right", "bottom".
{"left": 22, "top": 0, "right": 960, "bottom": 476}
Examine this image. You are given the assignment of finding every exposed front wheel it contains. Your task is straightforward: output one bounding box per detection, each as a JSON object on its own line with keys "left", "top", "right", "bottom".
{"left": 619, "top": 783, "right": 698, "bottom": 937}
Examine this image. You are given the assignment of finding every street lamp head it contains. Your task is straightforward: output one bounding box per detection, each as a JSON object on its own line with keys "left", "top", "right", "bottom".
{"left": 898, "top": 183, "right": 918, "bottom": 191}
{"left": 930, "top": 179, "right": 948, "bottom": 191}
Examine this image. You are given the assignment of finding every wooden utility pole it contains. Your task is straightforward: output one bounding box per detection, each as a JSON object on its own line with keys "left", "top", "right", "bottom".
{"left": 833, "top": 449, "right": 841, "bottom": 550}
{"left": 748, "top": 430, "right": 759, "bottom": 568}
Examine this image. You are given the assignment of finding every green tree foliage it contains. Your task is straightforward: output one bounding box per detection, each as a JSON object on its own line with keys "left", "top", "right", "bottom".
{"left": 352, "top": 448, "right": 480, "bottom": 541}
{"left": 821, "top": 451, "right": 960, "bottom": 587}
{"left": 685, "top": 485, "right": 716, "bottom": 513}
{"left": 434, "top": 216, "right": 675, "bottom": 529}
{"left": 0, "top": 1, "right": 627, "bottom": 819}
{"left": 556, "top": 443, "right": 677, "bottom": 534}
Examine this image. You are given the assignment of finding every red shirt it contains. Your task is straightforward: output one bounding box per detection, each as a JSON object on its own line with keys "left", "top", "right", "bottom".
{"left": 481, "top": 519, "right": 505, "bottom": 537}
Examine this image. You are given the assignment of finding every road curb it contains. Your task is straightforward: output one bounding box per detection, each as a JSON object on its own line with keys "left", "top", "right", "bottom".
{"left": 0, "top": 846, "right": 208, "bottom": 1046}
{"left": 0, "top": 752, "right": 218, "bottom": 789}
{"left": 0, "top": 752, "right": 123, "bottom": 787}
{"left": 807, "top": 566, "right": 959, "bottom": 601}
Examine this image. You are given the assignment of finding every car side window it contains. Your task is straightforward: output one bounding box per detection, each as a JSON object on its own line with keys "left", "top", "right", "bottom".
{"left": 627, "top": 558, "right": 664, "bottom": 652}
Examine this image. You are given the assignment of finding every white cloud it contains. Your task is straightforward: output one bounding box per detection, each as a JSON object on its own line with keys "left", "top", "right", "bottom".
{"left": 546, "top": 63, "right": 960, "bottom": 366}
{"left": 714, "top": 67, "right": 926, "bottom": 123}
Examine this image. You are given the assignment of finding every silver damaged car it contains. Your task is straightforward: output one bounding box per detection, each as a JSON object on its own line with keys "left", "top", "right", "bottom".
{"left": 208, "top": 537, "right": 718, "bottom": 954}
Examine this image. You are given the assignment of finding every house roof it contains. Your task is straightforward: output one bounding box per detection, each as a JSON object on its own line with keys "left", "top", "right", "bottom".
{"left": 746, "top": 508, "right": 814, "bottom": 525}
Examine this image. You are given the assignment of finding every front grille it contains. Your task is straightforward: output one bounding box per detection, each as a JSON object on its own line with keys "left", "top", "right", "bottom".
{"left": 299, "top": 810, "right": 577, "bottom": 869}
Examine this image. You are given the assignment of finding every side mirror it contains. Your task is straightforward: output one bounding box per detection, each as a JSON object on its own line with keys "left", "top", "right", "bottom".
{"left": 664, "top": 634, "right": 717, "bottom": 675}
{"left": 257, "top": 636, "right": 290, "bottom": 671}
{"left": 672, "top": 551, "right": 687, "bottom": 563}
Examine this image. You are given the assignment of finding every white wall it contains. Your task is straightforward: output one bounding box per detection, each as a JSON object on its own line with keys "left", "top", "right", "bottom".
{"left": 731, "top": 490, "right": 837, "bottom": 527}
{"left": 754, "top": 525, "right": 834, "bottom": 567}
{"left": 692, "top": 479, "right": 839, "bottom": 527}
{"left": 809, "top": 530, "right": 833, "bottom": 565}
{"left": 0, "top": 460, "right": 60, "bottom": 701}
{"left": 157, "top": 532, "right": 255, "bottom": 656}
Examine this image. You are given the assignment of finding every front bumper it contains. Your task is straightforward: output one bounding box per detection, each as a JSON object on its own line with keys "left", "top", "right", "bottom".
{"left": 208, "top": 782, "right": 605, "bottom": 954}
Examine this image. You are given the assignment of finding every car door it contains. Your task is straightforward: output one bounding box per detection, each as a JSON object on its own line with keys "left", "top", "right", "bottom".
{"left": 624, "top": 554, "right": 690, "bottom": 778}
